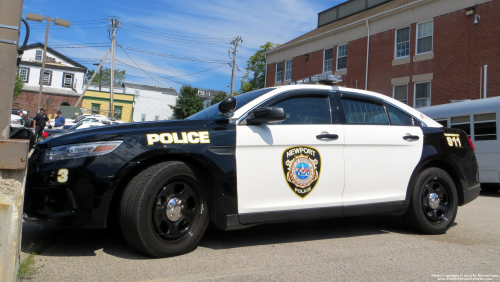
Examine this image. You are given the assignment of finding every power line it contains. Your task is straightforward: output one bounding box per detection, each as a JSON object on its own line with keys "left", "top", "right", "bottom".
{"left": 120, "top": 21, "right": 235, "bottom": 40}
{"left": 121, "top": 28, "right": 232, "bottom": 45}
{"left": 117, "top": 44, "right": 230, "bottom": 64}
{"left": 117, "top": 43, "right": 168, "bottom": 88}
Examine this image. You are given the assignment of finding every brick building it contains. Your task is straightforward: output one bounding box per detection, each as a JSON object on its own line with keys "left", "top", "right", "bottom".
{"left": 265, "top": 0, "right": 499, "bottom": 108}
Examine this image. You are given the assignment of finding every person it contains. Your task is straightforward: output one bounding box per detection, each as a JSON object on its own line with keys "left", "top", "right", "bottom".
{"left": 33, "top": 108, "right": 50, "bottom": 140}
{"left": 54, "top": 110, "right": 65, "bottom": 128}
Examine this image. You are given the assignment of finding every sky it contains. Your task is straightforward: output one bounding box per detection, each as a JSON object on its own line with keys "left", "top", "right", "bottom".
{"left": 22, "top": 0, "right": 345, "bottom": 93}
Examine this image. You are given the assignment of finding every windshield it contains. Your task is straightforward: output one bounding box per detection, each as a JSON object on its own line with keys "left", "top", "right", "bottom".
{"left": 186, "top": 88, "right": 275, "bottom": 120}
{"left": 69, "top": 123, "right": 83, "bottom": 130}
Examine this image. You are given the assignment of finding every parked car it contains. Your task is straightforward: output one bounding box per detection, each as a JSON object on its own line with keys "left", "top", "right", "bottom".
{"left": 24, "top": 74, "right": 479, "bottom": 258}
{"left": 10, "top": 114, "right": 24, "bottom": 128}
{"left": 12, "top": 109, "right": 30, "bottom": 127}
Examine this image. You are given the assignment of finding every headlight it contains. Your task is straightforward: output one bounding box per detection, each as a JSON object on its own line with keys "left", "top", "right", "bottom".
{"left": 11, "top": 119, "right": 20, "bottom": 124}
{"left": 45, "top": 141, "right": 123, "bottom": 162}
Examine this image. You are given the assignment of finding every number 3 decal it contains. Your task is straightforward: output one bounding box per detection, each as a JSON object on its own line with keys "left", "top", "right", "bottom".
{"left": 57, "top": 169, "right": 68, "bottom": 183}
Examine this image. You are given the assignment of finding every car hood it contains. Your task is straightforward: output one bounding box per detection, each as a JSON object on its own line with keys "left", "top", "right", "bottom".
{"left": 38, "top": 119, "right": 223, "bottom": 148}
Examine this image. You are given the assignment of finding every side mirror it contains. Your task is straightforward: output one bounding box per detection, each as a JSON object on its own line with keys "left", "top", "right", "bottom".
{"left": 246, "top": 107, "right": 286, "bottom": 125}
{"left": 102, "top": 120, "right": 111, "bottom": 125}
{"left": 219, "top": 97, "right": 237, "bottom": 114}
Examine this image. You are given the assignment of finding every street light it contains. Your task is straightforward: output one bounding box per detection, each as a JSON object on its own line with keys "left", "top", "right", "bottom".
{"left": 26, "top": 13, "right": 71, "bottom": 112}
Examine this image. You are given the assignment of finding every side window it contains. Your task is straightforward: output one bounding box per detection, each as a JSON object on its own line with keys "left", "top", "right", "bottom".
{"left": 341, "top": 98, "right": 388, "bottom": 125}
{"left": 270, "top": 96, "right": 331, "bottom": 125}
{"left": 385, "top": 104, "right": 413, "bottom": 126}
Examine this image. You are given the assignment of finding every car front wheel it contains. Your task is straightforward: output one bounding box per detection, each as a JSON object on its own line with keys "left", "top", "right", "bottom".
{"left": 120, "top": 161, "right": 208, "bottom": 257}
{"left": 403, "top": 167, "right": 458, "bottom": 234}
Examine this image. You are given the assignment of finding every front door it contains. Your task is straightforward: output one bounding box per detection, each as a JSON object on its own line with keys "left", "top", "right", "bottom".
{"left": 236, "top": 90, "right": 345, "bottom": 222}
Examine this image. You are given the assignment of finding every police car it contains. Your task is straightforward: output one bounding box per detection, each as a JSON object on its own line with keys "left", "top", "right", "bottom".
{"left": 24, "top": 74, "right": 480, "bottom": 257}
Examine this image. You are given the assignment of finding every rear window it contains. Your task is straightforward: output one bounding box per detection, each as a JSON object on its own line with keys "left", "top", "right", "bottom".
{"left": 341, "top": 98, "right": 389, "bottom": 125}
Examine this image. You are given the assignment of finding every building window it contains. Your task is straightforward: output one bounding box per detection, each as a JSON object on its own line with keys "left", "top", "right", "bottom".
{"left": 114, "top": 106, "right": 122, "bottom": 119}
{"left": 474, "top": 113, "right": 497, "bottom": 141}
{"left": 414, "top": 82, "right": 431, "bottom": 108}
{"left": 395, "top": 26, "right": 410, "bottom": 58}
{"left": 141, "top": 114, "right": 146, "bottom": 122}
{"left": 155, "top": 115, "right": 160, "bottom": 121}
{"left": 417, "top": 20, "right": 433, "bottom": 54}
{"left": 284, "top": 59, "right": 292, "bottom": 81}
{"left": 275, "top": 62, "right": 283, "bottom": 82}
{"left": 450, "top": 116, "right": 471, "bottom": 136}
{"left": 393, "top": 84, "right": 408, "bottom": 104}
{"left": 324, "top": 48, "right": 333, "bottom": 73}
{"left": 198, "top": 90, "right": 205, "bottom": 95}
{"left": 19, "top": 67, "right": 29, "bottom": 82}
{"left": 336, "top": 44, "right": 347, "bottom": 70}
{"left": 35, "top": 50, "right": 43, "bottom": 61}
{"left": 40, "top": 70, "right": 52, "bottom": 86}
{"left": 62, "top": 73, "right": 74, "bottom": 88}
{"left": 206, "top": 91, "right": 210, "bottom": 96}
{"left": 91, "top": 103, "right": 100, "bottom": 114}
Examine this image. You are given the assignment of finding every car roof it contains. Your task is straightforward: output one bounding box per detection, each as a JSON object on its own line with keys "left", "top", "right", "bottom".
{"left": 418, "top": 96, "right": 500, "bottom": 119}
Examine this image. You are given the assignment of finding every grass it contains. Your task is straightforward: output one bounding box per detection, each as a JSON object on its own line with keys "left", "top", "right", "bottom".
{"left": 17, "top": 243, "right": 43, "bottom": 280}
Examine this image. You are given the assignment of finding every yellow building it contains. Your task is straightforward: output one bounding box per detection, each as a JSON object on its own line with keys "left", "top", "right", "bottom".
{"left": 82, "top": 90, "right": 135, "bottom": 122}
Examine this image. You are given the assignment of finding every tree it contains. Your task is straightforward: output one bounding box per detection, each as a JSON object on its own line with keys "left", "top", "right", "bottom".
{"left": 13, "top": 73, "right": 23, "bottom": 100}
{"left": 169, "top": 85, "right": 203, "bottom": 119}
{"left": 239, "top": 42, "right": 280, "bottom": 93}
{"left": 210, "top": 91, "right": 229, "bottom": 106}
{"left": 86, "top": 67, "right": 126, "bottom": 85}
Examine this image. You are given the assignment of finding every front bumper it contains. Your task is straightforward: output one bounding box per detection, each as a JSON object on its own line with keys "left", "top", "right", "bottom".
{"left": 23, "top": 147, "right": 130, "bottom": 228}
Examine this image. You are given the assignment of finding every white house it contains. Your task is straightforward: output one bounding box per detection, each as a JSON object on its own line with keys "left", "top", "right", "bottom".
{"left": 123, "top": 83, "right": 178, "bottom": 121}
{"left": 16, "top": 43, "right": 87, "bottom": 116}
{"left": 197, "top": 88, "right": 221, "bottom": 109}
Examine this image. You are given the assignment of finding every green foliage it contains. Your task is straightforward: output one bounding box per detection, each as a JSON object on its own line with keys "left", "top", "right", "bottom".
{"left": 239, "top": 42, "right": 280, "bottom": 93}
{"left": 169, "top": 85, "right": 203, "bottom": 119}
{"left": 86, "top": 68, "right": 126, "bottom": 85}
{"left": 13, "top": 72, "right": 24, "bottom": 100}
{"left": 210, "top": 91, "right": 229, "bottom": 106}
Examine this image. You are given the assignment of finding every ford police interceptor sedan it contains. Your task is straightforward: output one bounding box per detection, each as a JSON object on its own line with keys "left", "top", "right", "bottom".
{"left": 24, "top": 74, "right": 480, "bottom": 257}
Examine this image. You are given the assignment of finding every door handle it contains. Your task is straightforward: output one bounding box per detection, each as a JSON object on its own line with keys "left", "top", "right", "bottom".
{"left": 403, "top": 134, "right": 419, "bottom": 141}
{"left": 316, "top": 134, "right": 339, "bottom": 140}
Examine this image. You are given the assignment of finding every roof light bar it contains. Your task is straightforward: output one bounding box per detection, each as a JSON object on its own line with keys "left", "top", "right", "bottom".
{"left": 288, "top": 73, "right": 342, "bottom": 85}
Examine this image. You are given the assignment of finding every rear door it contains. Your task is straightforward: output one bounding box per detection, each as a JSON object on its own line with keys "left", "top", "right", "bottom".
{"left": 236, "top": 90, "right": 345, "bottom": 222}
{"left": 339, "top": 93, "right": 423, "bottom": 206}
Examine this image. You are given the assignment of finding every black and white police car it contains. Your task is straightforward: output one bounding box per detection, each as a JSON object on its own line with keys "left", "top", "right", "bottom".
{"left": 25, "top": 74, "right": 480, "bottom": 257}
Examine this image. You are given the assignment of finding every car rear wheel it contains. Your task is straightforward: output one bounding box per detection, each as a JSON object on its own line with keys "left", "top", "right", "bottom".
{"left": 119, "top": 161, "right": 208, "bottom": 257}
{"left": 403, "top": 167, "right": 458, "bottom": 234}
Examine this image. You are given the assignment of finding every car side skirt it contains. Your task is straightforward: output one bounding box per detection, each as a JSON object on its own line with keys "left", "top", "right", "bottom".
{"left": 233, "top": 200, "right": 408, "bottom": 226}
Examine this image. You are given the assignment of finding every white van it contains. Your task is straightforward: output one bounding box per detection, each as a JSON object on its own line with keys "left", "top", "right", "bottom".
{"left": 419, "top": 97, "right": 500, "bottom": 185}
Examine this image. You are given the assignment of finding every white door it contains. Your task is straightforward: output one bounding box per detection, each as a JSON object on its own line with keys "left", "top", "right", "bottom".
{"left": 236, "top": 93, "right": 345, "bottom": 215}
{"left": 340, "top": 97, "right": 423, "bottom": 206}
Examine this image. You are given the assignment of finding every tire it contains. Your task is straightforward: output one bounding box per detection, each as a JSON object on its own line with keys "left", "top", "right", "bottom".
{"left": 119, "top": 161, "right": 209, "bottom": 257}
{"left": 403, "top": 167, "right": 458, "bottom": 234}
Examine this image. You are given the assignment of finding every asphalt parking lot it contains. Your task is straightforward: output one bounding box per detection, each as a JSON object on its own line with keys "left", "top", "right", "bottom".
{"left": 21, "top": 190, "right": 500, "bottom": 282}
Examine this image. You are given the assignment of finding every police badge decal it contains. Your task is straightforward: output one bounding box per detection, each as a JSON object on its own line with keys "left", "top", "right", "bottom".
{"left": 282, "top": 146, "right": 321, "bottom": 198}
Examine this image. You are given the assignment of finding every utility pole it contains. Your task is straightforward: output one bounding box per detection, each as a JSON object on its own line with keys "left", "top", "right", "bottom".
{"left": 26, "top": 13, "right": 71, "bottom": 112}
{"left": 93, "top": 63, "right": 102, "bottom": 91}
{"left": 0, "top": 1, "right": 30, "bottom": 281}
{"left": 109, "top": 17, "right": 120, "bottom": 118}
{"left": 229, "top": 36, "right": 242, "bottom": 96}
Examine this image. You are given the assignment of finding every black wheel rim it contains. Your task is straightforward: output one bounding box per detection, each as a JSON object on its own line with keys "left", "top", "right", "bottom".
{"left": 152, "top": 180, "right": 199, "bottom": 243}
{"left": 421, "top": 178, "right": 452, "bottom": 224}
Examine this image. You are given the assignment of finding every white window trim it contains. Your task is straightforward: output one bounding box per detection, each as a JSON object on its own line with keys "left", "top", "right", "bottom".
{"left": 392, "top": 84, "right": 408, "bottom": 104}
{"left": 35, "top": 50, "right": 43, "bottom": 61}
{"left": 275, "top": 62, "right": 283, "bottom": 83}
{"left": 336, "top": 44, "right": 347, "bottom": 71}
{"left": 19, "top": 67, "right": 29, "bottom": 82}
{"left": 413, "top": 81, "right": 432, "bottom": 109}
{"left": 284, "top": 59, "right": 292, "bottom": 81}
{"left": 323, "top": 48, "right": 333, "bottom": 74}
{"left": 415, "top": 19, "right": 434, "bottom": 55}
{"left": 394, "top": 25, "right": 411, "bottom": 59}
